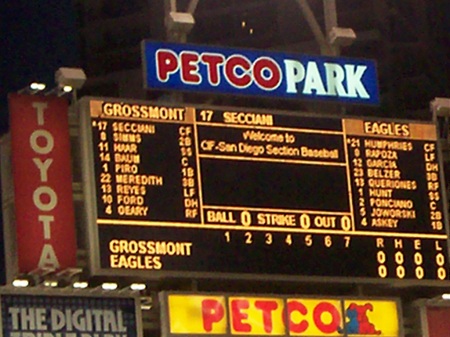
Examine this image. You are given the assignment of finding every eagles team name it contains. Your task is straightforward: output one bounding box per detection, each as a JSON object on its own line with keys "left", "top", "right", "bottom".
{"left": 143, "top": 42, "right": 379, "bottom": 105}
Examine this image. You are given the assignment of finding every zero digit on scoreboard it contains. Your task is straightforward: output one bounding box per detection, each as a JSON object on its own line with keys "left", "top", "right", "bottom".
{"left": 376, "top": 249, "right": 387, "bottom": 278}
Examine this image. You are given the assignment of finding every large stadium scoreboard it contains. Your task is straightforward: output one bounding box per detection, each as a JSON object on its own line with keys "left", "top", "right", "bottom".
{"left": 79, "top": 98, "right": 450, "bottom": 282}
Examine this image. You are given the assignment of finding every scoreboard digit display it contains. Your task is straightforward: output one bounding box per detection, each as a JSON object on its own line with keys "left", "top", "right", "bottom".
{"left": 79, "top": 97, "right": 450, "bottom": 283}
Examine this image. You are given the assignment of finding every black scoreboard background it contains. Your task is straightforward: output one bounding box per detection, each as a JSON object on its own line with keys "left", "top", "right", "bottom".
{"left": 79, "top": 97, "right": 450, "bottom": 283}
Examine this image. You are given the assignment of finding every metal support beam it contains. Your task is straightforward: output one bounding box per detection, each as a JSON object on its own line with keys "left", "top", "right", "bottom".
{"left": 166, "top": 0, "right": 199, "bottom": 15}
{"left": 187, "top": 0, "right": 200, "bottom": 14}
{"left": 294, "top": 0, "right": 334, "bottom": 55}
{"left": 169, "top": 0, "right": 177, "bottom": 12}
{"left": 323, "top": 0, "right": 338, "bottom": 34}
{"left": 163, "top": 0, "right": 196, "bottom": 103}
{"left": 323, "top": 0, "right": 341, "bottom": 55}
{"left": 430, "top": 98, "right": 450, "bottom": 154}
{"left": 164, "top": 0, "right": 195, "bottom": 43}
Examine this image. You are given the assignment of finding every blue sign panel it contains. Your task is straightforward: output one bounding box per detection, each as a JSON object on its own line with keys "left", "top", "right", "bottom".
{"left": 142, "top": 41, "right": 379, "bottom": 105}
{"left": 1, "top": 292, "right": 141, "bottom": 337}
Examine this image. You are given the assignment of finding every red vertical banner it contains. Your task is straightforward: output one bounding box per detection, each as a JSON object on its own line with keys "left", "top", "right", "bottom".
{"left": 8, "top": 93, "right": 77, "bottom": 273}
{"left": 425, "top": 306, "right": 450, "bottom": 337}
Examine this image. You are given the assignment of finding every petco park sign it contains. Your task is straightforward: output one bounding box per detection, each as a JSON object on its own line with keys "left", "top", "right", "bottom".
{"left": 142, "top": 41, "right": 379, "bottom": 105}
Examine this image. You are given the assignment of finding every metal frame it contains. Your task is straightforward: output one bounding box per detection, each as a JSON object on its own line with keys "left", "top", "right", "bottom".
{"left": 430, "top": 97, "right": 450, "bottom": 290}
{"left": 79, "top": 97, "right": 103, "bottom": 282}
{"left": 0, "top": 134, "right": 18, "bottom": 284}
{"left": 76, "top": 95, "right": 450, "bottom": 287}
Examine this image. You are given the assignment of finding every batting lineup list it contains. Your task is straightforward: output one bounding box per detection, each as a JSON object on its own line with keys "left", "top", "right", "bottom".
{"left": 84, "top": 99, "right": 449, "bottom": 281}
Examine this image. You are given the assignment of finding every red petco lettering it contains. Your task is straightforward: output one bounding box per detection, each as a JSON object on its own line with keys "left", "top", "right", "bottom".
{"left": 202, "top": 298, "right": 341, "bottom": 334}
{"left": 155, "top": 49, "right": 369, "bottom": 99}
{"left": 9, "top": 94, "right": 77, "bottom": 273}
{"left": 156, "top": 49, "right": 282, "bottom": 91}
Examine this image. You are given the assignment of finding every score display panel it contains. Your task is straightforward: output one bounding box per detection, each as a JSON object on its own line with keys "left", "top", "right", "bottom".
{"left": 79, "top": 97, "right": 450, "bottom": 283}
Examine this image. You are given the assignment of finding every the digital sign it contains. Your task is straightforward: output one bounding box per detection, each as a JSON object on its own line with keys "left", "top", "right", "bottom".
{"left": 79, "top": 97, "right": 450, "bottom": 283}
{"left": 0, "top": 289, "right": 141, "bottom": 337}
{"left": 141, "top": 41, "right": 379, "bottom": 105}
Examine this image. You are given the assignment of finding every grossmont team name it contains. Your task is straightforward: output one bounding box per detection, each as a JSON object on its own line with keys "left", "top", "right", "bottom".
{"left": 109, "top": 239, "right": 192, "bottom": 256}
{"left": 102, "top": 102, "right": 185, "bottom": 121}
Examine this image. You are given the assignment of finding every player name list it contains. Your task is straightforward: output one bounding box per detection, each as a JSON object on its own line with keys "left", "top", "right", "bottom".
{"left": 86, "top": 100, "right": 449, "bottom": 280}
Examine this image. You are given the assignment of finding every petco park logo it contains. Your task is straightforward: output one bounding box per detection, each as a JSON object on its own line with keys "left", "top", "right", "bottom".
{"left": 142, "top": 41, "right": 379, "bottom": 105}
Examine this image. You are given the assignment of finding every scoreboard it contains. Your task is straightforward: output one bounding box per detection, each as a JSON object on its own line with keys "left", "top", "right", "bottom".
{"left": 79, "top": 97, "right": 450, "bottom": 283}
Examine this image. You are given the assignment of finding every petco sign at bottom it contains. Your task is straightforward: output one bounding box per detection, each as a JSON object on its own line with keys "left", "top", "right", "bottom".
{"left": 160, "top": 293, "right": 401, "bottom": 337}
{"left": 142, "top": 41, "right": 379, "bottom": 105}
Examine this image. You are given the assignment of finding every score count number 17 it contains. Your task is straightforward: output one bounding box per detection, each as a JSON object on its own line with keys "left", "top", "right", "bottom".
{"left": 199, "top": 110, "right": 214, "bottom": 121}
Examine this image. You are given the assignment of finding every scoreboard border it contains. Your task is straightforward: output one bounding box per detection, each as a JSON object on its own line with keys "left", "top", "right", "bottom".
{"left": 77, "top": 96, "right": 450, "bottom": 286}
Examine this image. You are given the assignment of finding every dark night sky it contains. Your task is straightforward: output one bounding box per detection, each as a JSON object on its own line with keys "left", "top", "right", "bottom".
{"left": 1, "top": 1, "right": 79, "bottom": 133}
